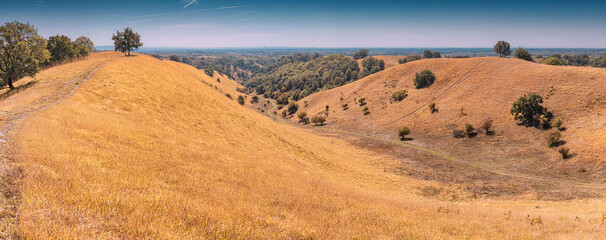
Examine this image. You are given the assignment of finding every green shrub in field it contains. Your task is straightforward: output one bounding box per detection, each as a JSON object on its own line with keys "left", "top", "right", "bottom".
{"left": 311, "top": 115, "right": 326, "bottom": 126}
{"left": 398, "top": 126, "right": 411, "bottom": 140}
{"left": 392, "top": 90, "right": 408, "bottom": 101}
{"left": 414, "top": 70, "right": 436, "bottom": 89}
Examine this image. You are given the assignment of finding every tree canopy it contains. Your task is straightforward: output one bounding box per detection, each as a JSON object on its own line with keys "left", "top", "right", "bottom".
{"left": 513, "top": 47, "right": 533, "bottom": 61}
{"left": 47, "top": 35, "right": 76, "bottom": 62}
{"left": 413, "top": 70, "right": 436, "bottom": 89}
{"left": 542, "top": 57, "right": 563, "bottom": 66}
{"left": 511, "top": 93, "right": 545, "bottom": 126}
{"left": 0, "top": 21, "right": 50, "bottom": 89}
{"left": 360, "top": 57, "right": 385, "bottom": 78}
{"left": 353, "top": 49, "right": 369, "bottom": 60}
{"left": 112, "top": 27, "right": 143, "bottom": 56}
{"left": 493, "top": 41, "right": 511, "bottom": 57}
{"left": 74, "top": 36, "right": 95, "bottom": 57}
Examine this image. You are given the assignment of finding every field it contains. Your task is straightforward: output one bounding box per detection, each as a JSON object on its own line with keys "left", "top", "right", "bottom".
{"left": 0, "top": 53, "right": 603, "bottom": 238}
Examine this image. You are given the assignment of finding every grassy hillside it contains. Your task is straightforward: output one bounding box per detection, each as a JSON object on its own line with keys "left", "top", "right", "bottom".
{"left": 295, "top": 57, "right": 606, "bottom": 193}
{"left": 9, "top": 53, "right": 606, "bottom": 238}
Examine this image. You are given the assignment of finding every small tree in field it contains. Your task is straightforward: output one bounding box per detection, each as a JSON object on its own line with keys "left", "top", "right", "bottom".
{"left": 514, "top": 47, "right": 533, "bottom": 61}
{"left": 511, "top": 93, "right": 545, "bottom": 126}
{"left": 112, "top": 27, "right": 143, "bottom": 56}
{"left": 542, "top": 57, "right": 563, "bottom": 65}
{"left": 493, "top": 41, "right": 511, "bottom": 57}
{"left": 237, "top": 95, "right": 245, "bottom": 105}
{"left": 480, "top": 118, "right": 493, "bottom": 135}
{"left": 169, "top": 54, "right": 180, "bottom": 62}
{"left": 414, "top": 70, "right": 436, "bottom": 89}
{"left": 287, "top": 102, "right": 299, "bottom": 115}
{"left": 353, "top": 49, "right": 369, "bottom": 60}
{"left": 0, "top": 21, "right": 50, "bottom": 89}
{"left": 311, "top": 115, "right": 326, "bottom": 126}
{"left": 398, "top": 126, "right": 411, "bottom": 140}
{"left": 423, "top": 50, "right": 433, "bottom": 58}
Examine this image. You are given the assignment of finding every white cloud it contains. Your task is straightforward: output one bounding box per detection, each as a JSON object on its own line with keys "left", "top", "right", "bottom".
{"left": 183, "top": 0, "right": 197, "bottom": 9}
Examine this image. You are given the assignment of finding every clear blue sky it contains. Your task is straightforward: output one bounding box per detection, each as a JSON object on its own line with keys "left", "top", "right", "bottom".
{"left": 1, "top": 0, "right": 605, "bottom": 48}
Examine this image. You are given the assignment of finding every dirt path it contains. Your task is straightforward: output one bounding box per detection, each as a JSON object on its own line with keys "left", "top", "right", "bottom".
{"left": 0, "top": 58, "right": 113, "bottom": 238}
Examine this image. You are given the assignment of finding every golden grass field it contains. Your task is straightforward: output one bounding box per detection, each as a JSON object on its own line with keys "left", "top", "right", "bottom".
{"left": 3, "top": 53, "right": 605, "bottom": 238}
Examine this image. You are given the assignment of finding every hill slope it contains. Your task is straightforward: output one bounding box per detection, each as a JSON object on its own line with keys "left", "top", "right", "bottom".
{"left": 9, "top": 54, "right": 606, "bottom": 238}
{"left": 296, "top": 57, "right": 606, "bottom": 191}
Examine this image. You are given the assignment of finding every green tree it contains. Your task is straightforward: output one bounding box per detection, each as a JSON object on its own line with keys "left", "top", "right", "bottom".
{"left": 287, "top": 102, "right": 299, "bottom": 115}
{"left": 311, "top": 115, "right": 326, "bottom": 126}
{"left": 513, "top": 47, "right": 533, "bottom": 61}
{"left": 353, "top": 49, "right": 369, "bottom": 60}
{"left": 432, "top": 51, "right": 441, "bottom": 58}
{"left": 237, "top": 95, "right": 245, "bottom": 105}
{"left": 423, "top": 50, "right": 433, "bottom": 58}
{"left": 74, "top": 36, "right": 95, "bottom": 57}
{"left": 493, "top": 41, "right": 511, "bottom": 57}
{"left": 47, "top": 35, "right": 76, "bottom": 62}
{"left": 589, "top": 56, "right": 606, "bottom": 68}
{"left": 0, "top": 21, "right": 50, "bottom": 89}
{"left": 510, "top": 93, "right": 545, "bottom": 126}
{"left": 169, "top": 54, "right": 180, "bottom": 62}
{"left": 542, "top": 57, "right": 563, "bottom": 66}
{"left": 112, "top": 27, "right": 143, "bottom": 56}
{"left": 413, "top": 70, "right": 436, "bottom": 89}
{"left": 398, "top": 126, "right": 411, "bottom": 140}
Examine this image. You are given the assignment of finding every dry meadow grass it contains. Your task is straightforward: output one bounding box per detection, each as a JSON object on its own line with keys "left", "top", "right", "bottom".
{"left": 8, "top": 54, "right": 606, "bottom": 238}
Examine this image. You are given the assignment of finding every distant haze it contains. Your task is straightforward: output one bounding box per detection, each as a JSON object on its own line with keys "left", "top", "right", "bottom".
{"left": 2, "top": 0, "right": 606, "bottom": 48}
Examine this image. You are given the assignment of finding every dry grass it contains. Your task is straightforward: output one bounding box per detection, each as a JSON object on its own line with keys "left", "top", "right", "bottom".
{"left": 11, "top": 54, "right": 606, "bottom": 238}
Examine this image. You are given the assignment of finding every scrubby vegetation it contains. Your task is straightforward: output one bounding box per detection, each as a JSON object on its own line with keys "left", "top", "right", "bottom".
{"left": 428, "top": 102, "right": 437, "bottom": 113}
{"left": 297, "top": 112, "right": 309, "bottom": 124}
{"left": 423, "top": 50, "right": 441, "bottom": 58}
{"left": 359, "top": 57, "right": 386, "bottom": 78}
{"left": 414, "top": 70, "right": 436, "bottom": 89}
{"left": 464, "top": 123, "right": 475, "bottom": 137}
{"left": 251, "top": 95, "right": 259, "bottom": 104}
{"left": 392, "top": 90, "right": 408, "bottom": 101}
{"left": 558, "top": 147, "right": 571, "bottom": 159}
{"left": 358, "top": 97, "right": 366, "bottom": 106}
{"left": 398, "top": 55, "right": 423, "bottom": 64}
{"left": 169, "top": 54, "right": 180, "bottom": 62}
{"left": 342, "top": 103, "right": 349, "bottom": 110}
{"left": 353, "top": 49, "right": 369, "bottom": 60}
{"left": 237, "top": 95, "right": 245, "bottom": 105}
{"left": 480, "top": 118, "right": 493, "bottom": 135}
{"left": 287, "top": 102, "right": 299, "bottom": 115}
{"left": 514, "top": 48, "right": 533, "bottom": 61}
{"left": 311, "top": 115, "right": 326, "bottom": 126}
{"left": 362, "top": 106, "right": 370, "bottom": 115}
{"left": 542, "top": 57, "right": 563, "bottom": 65}
{"left": 398, "top": 126, "right": 411, "bottom": 140}
{"left": 546, "top": 131, "right": 562, "bottom": 147}
{"left": 511, "top": 93, "right": 546, "bottom": 126}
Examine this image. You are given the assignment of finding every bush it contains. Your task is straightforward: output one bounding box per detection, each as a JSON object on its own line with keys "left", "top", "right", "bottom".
{"left": 432, "top": 51, "right": 441, "bottom": 58}
{"left": 553, "top": 118, "right": 563, "bottom": 130}
{"left": 225, "top": 93, "right": 232, "bottom": 99}
{"left": 311, "top": 115, "right": 326, "bottom": 126}
{"left": 398, "top": 126, "right": 411, "bottom": 140}
{"left": 251, "top": 95, "right": 259, "bottom": 104}
{"left": 464, "top": 123, "right": 475, "bottom": 137}
{"left": 452, "top": 129, "right": 465, "bottom": 139}
{"left": 392, "top": 90, "right": 408, "bottom": 101}
{"left": 558, "top": 147, "right": 571, "bottom": 159}
{"left": 362, "top": 106, "right": 369, "bottom": 115}
{"left": 353, "top": 49, "right": 369, "bottom": 60}
{"left": 428, "top": 102, "right": 437, "bottom": 113}
{"left": 511, "top": 93, "right": 545, "bottom": 126}
{"left": 480, "top": 118, "right": 493, "bottom": 134}
{"left": 237, "top": 95, "right": 245, "bottom": 105}
{"left": 204, "top": 66, "right": 214, "bottom": 76}
{"left": 342, "top": 103, "right": 349, "bottom": 110}
{"left": 514, "top": 47, "right": 533, "bottom": 61}
{"left": 216, "top": 78, "right": 221, "bottom": 83}
{"left": 538, "top": 114, "right": 550, "bottom": 129}
{"left": 297, "top": 112, "right": 309, "bottom": 124}
{"left": 542, "top": 57, "right": 563, "bottom": 66}
{"left": 423, "top": 50, "right": 433, "bottom": 59}
{"left": 546, "top": 131, "right": 562, "bottom": 148}
{"left": 358, "top": 98, "right": 366, "bottom": 106}
{"left": 169, "top": 54, "right": 180, "bottom": 62}
{"left": 414, "top": 70, "right": 436, "bottom": 89}
{"left": 287, "top": 102, "right": 299, "bottom": 115}
{"left": 590, "top": 56, "right": 606, "bottom": 68}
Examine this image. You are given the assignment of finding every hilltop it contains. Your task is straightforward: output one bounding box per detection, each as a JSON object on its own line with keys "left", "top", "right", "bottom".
{"left": 0, "top": 53, "right": 603, "bottom": 238}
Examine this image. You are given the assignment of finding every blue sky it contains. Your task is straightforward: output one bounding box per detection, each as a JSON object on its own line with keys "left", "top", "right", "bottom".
{"left": 1, "top": 0, "right": 605, "bottom": 48}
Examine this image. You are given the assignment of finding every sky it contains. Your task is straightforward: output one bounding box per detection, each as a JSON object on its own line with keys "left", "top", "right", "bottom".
{"left": 1, "top": 0, "right": 606, "bottom": 48}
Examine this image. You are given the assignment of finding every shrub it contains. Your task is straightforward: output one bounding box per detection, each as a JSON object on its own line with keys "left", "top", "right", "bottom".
{"left": 362, "top": 106, "right": 369, "bottom": 115}
{"left": 452, "top": 129, "right": 465, "bottom": 139}
{"left": 546, "top": 131, "right": 562, "bottom": 148}
{"left": 423, "top": 50, "right": 433, "bottom": 59}
{"left": 251, "top": 95, "right": 259, "bottom": 104}
{"left": 204, "top": 66, "right": 214, "bottom": 76}
{"left": 558, "top": 147, "right": 571, "bottom": 159}
{"left": 553, "top": 118, "right": 563, "bottom": 130}
{"left": 281, "top": 110, "right": 287, "bottom": 117}
{"left": 225, "top": 93, "right": 232, "bottom": 99}
{"left": 590, "top": 55, "right": 606, "bottom": 68}
{"left": 358, "top": 98, "right": 366, "bottom": 106}
{"left": 169, "top": 54, "right": 180, "bottom": 62}
{"left": 428, "top": 102, "right": 437, "bottom": 113}
{"left": 398, "top": 126, "right": 411, "bottom": 140}
{"left": 342, "top": 103, "right": 349, "bottom": 110}
{"left": 353, "top": 49, "right": 369, "bottom": 60}
{"left": 432, "top": 51, "right": 441, "bottom": 58}
{"left": 297, "top": 112, "right": 309, "bottom": 124}
{"left": 392, "top": 90, "right": 408, "bottom": 101}
{"left": 493, "top": 41, "right": 511, "bottom": 57}
{"left": 480, "top": 118, "right": 493, "bottom": 134}
{"left": 536, "top": 54, "right": 543, "bottom": 59}
{"left": 311, "top": 115, "right": 326, "bottom": 126}
{"left": 511, "top": 93, "right": 545, "bottom": 126}
{"left": 538, "top": 114, "right": 550, "bottom": 129}
{"left": 514, "top": 47, "right": 533, "bottom": 61}
{"left": 287, "top": 102, "right": 299, "bottom": 115}
{"left": 216, "top": 78, "right": 221, "bottom": 83}
{"left": 413, "top": 70, "right": 436, "bottom": 89}
{"left": 542, "top": 57, "right": 563, "bottom": 66}
{"left": 464, "top": 123, "right": 475, "bottom": 137}
{"left": 237, "top": 95, "right": 245, "bottom": 105}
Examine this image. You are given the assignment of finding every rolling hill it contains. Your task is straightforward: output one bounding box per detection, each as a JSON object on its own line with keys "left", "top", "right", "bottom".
{"left": 2, "top": 53, "right": 605, "bottom": 238}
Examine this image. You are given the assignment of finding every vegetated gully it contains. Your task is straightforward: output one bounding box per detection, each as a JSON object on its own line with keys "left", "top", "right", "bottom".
{"left": 260, "top": 60, "right": 606, "bottom": 200}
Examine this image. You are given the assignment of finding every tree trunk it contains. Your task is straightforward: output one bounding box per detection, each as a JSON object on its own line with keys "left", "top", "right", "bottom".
{"left": 7, "top": 77, "right": 14, "bottom": 90}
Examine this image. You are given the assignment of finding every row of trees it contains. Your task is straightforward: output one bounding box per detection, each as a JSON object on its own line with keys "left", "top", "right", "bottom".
{"left": 0, "top": 21, "right": 95, "bottom": 89}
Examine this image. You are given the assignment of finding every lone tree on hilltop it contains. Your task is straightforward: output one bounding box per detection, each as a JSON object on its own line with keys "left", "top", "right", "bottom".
{"left": 423, "top": 50, "right": 433, "bottom": 58}
{"left": 353, "top": 49, "right": 369, "bottom": 60}
{"left": 112, "top": 27, "right": 143, "bottom": 56}
{"left": 432, "top": 51, "right": 441, "bottom": 58}
{"left": 511, "top": 93, "right": 545, "bottom": 126}
{"left": 493, "top": 41, "right": 511, "bottom": 57}
{"left": 0, "top": 21, "right": 50, "bottom": 90}
{"left": 514, "top": 47, "right": 533, "bottom": 61}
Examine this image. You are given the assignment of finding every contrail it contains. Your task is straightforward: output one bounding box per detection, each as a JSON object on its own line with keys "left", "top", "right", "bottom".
{"left": 183, "top": 0, "right": 197, "bottom": 8}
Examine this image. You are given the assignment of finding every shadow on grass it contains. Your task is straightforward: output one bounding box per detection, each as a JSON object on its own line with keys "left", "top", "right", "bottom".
{"left": 399, "top": 137, "right": 414, "bottom": 141}
{"left": 0, "top": 81, "right": 38, "bottom": 101}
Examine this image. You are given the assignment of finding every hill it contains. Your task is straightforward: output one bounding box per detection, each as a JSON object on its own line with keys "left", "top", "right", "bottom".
{"left": 294, "top": 57, "right": 606, "bottom": 197}
{"left": 4, "top": 53, "right": 605, "bottom": 238}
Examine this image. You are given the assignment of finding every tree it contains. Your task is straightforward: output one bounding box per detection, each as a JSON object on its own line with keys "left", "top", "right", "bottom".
{"left": 353, "top": 49, "right": 369, "bottom": 60}
{"left": 398, "top": 126, "right": 411, "bottom": 140}
{"left": 493, "top": 41, "right": 511, "bottom": 57}
{"left": 287, "top": 102, "right": 299, "bottom": 115}
{"left": 392, "top": 90, "right": 408, "bottom": 101}
{"left": 423, "top": 50, "right": 433, "bottom": 58}
{"left": 590, "top": 56, "right": 606, "bottom": 68}
{"left": 47, "top": 35, "right": 76, "bottom": 62}
{"left": 432, "top": 51, "right": 441, "bottom": 58}
{"left": 542, "top": 57, "right": 563, "bottom": 66}
{"left": 0, "top": 21, "right": 50, "bottom": 89}
{"left": 311, "top": 115, "right": 326, "bottom": 126}
{"left": 112, "top": 27, "right": 143, "bottom": 56}
{"left": 237, "top": 95, "right": 245, "bottom": 105}
{"left": 74, "top": 36, "right": 95, "bottom": 57}
{"left": 510, "top": 93, "right": 545, "bottom": 126}
{"left": 413, "top": 70, "right": 436, "bottom": 89}
{"left": 514, "top": 47, "right": 533, "bottom": 61}
{"left": 169, "top": 54, "right": 180, "bottom": 62}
